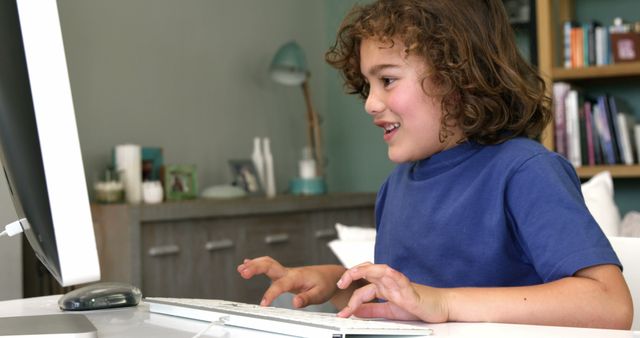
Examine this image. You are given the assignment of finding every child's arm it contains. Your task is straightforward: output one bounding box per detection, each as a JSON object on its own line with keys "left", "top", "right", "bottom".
{"left": 336, "top": 263, "right": 633, "bottom": 330}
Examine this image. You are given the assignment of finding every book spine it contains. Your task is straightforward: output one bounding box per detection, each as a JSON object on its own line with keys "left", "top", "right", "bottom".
{"left": 595, "top": 26, "right": 607, "bottom": 66}
{"left": 574, "top": 27, "right": 584, "bottom": 68}
{"left": 583, "top": 101, "right": 596, "bottom": 166}
{"left": 552, "top": 82, "right": 570, "bottom": 157}
{"left": 587, "top": 22, "right": 598, "bottom": 66}
{"left": 590, "top": 106, "right": 604, "bottom": 164}
{"left": 571, "top": 27, "right": 583, "bottom": 68}
{"left": 605, "top": 95, "right": 622, "bottom": 163}
{"left": 565, "top": 90, "right": 582, "bottom": 167}
{"left": 635, "top": 124, "right": 640, "bottom": 164}
{"left": 616, "top": 113, "right": 633, "bottom": 165}
{"left": 583, "top": 23, "right": 591, "bottom": 67}
{"left": 579, "top": 104, "right": 588, "bottom": 165}
{"left": 564, "top": 21, "right": 573, "bottom": 68}
{"left": 595, "top": 97, "right": 616, "bottom": 164}
{"left": 604, "top": 26, "right": 611, "bottom": 65}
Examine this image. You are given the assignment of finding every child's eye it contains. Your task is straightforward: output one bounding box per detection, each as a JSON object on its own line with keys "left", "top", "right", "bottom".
{"left": 381, "top": 77, "right": 395, "bottom": 87}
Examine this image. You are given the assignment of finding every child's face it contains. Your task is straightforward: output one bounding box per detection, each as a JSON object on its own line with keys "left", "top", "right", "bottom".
{"left": 360, "top": 38, "right": 462, "bottom": 163}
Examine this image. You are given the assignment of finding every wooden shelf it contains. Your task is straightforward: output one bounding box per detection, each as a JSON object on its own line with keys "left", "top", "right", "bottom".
{"left": 575, "top": 165, "right": 640, "bottom": 179}
{"left": 537, "top": 0, "right": 640, "bottom": 179}
{"left": 551, "top": 62, "right": 640, "bottom": 81}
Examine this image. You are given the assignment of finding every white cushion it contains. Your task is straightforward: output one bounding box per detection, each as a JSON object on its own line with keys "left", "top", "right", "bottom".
{"left": 608, "top": 236, "right": 640, "bottom": 330}
{"left": 329, "top": 223, "right": 376, "bottom": 268}
{"left": 581, "top": 171, "right": 621, "bottom": 237}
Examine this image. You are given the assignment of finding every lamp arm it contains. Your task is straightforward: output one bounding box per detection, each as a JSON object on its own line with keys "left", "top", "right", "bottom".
{"left": 301, "top": 80, "right": 324, "bottom": 177}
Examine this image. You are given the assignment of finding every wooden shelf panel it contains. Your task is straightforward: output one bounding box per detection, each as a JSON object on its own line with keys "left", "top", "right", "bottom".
{"left": 575, "top": 164, "right": 640, "bottom": 179}
{"left": 551, "top": 62, "right": 640, "bottom": 80}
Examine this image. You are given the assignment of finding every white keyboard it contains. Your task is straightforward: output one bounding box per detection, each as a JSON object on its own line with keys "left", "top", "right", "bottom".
{"left": 145, "top": 297, "right": 432, "bottom": 338}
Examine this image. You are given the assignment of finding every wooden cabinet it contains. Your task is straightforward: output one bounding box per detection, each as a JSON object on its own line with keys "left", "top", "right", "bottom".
{"left": 536, "top": 0, "right": 640, "bottom": 178}
{"left": 90, "top": 193, "right": 375, "bottom": 303}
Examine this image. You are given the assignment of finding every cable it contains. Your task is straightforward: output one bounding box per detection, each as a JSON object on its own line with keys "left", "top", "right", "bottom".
{"left": 0, "top": 219, "right": 24, "bottom": 238}
{"left": 191, "top": 316, "right": 229, "bottom": 338}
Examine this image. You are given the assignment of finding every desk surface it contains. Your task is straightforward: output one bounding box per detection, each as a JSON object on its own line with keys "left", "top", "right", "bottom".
{"left": 1, "top": 296, "right": 638, "bottom": 338}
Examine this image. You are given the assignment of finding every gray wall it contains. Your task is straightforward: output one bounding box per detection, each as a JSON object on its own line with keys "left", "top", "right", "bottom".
{"left": 324, "top": 0, "right": 394, "bottom": 193}
{"left": 58, "top": 0, "right": 329, "bottom": 193}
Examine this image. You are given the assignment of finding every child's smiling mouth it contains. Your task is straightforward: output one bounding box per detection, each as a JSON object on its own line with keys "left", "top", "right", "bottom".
{"left": 384, "top": 122, "right": 401, "bottom": 134}
{"left": 381, "top": 122, "right": 401, "bottom": 142}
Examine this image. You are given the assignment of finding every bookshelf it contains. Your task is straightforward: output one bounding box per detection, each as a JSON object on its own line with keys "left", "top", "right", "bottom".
{"left": 536, "top": 0, "right": 640, "bottom": 178}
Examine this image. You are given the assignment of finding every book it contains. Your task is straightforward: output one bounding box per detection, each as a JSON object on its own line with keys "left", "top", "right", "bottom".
{"left": 589, "top": 104, "right": 604, "bottom": 164}
{"left": 565, "top": 89, "right": 582, "bottom": 167}
{"left": 594, "top": 97, "right": 616, "bottom": 164}
{"left": 583, "top": 101, "right": 596, "bottom": 165}
{"left": 606, "top": 95, "right": 623, "bottom": 163}
{"left": 617, "top": 113, "right": 637, "bottom": 164}
{"left": 595, "top": 25, "right": 609, "bottom": 66}
{"left": 586, "top": 21, "right": 601, "bottom": 66}
{"left": 563, "top": 21, "right": 579, "bottom": 68}
{"left": 571, "top": 26, "right": 584, "bottom": 68}
{"left": 552, "top": 82, "right": 572, "bottom": 158}
{"left": 635, "top": 124, "right": 640, "bottom": 165}
{"left": 579, "top": 103, "right": 588, "bottom": 165}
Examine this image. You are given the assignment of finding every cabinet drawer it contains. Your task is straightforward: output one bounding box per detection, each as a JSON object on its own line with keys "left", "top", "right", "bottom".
{"left": 141, "top": 221, "right": 201, "bottom": 297}
{"left": 141, "top": 219, "right": 241, "bottom": 299}
{"left": 242, "top": 214, "right": 307, "bottom": 266}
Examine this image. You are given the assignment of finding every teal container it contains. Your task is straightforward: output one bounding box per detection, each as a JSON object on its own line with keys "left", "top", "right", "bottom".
{"left": 289, "top": 177, "right": 326, "bottom": 195}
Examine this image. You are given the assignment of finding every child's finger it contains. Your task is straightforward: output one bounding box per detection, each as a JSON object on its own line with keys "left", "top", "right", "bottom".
{"left": 337, "top": 283, "right": 378, "bottom": 318}
{"left": 260, "top": 277, "right": 297, "bottom": 306}
{"left": 292, "top": 287, "right": 323, "bottom": 308}
{"left": 340, "top": 263, "right": 389, "bottom": 286}
{"left": 237, "top": 256, "right": 287, "bottom": 280}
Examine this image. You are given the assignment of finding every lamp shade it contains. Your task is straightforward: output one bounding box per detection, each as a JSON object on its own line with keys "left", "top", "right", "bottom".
{"left": 269, "top": 41, "right": 308, "bottom": 86}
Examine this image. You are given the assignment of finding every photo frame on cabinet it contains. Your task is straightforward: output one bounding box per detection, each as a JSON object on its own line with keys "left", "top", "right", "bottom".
{"left": 142, "top": 147, "right": 163, "bottom": 181}
{"left": 228, "top": 159, "right": 264, "bottom": 196}
{"left": 164, "top": 164, "right": 198, "bottom": 200}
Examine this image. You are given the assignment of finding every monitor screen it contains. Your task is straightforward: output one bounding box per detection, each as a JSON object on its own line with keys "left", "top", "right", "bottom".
{"left": 0, "top": 0, "right": 100, "bottom": 287}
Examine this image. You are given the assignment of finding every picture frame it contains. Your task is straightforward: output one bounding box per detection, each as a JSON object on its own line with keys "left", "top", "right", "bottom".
{"left": 611, "top": 33, "right": 640, "bottom": 63}
{"left": 228, "top": 159, "right": 263, "bottom": 196}
{"left": 142, "top": 147, "right": 163, "bottom": 181}
{"left": 163, "top": 164, "right": 198, "bottom": 200}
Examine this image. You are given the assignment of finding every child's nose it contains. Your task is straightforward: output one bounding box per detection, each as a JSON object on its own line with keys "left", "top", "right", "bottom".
{"left": 364, "top": 91, "right": 384, "bottom": 115}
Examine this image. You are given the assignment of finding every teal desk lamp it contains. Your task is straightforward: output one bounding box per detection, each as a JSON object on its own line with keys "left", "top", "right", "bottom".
{"left": 270, "top": 41, "right": 325, "bottom": 180}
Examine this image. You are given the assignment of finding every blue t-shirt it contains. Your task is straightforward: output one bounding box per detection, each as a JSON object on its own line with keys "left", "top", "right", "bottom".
{"left": 374, "top": 137, "right": 620, "bottom": 287}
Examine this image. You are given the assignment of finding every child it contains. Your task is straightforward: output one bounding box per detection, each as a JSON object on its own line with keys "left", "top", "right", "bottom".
{"left": 238, "top": 0, "right": 633, "bottom": 329}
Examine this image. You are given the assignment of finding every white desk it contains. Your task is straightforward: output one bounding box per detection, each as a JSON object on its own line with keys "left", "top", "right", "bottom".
{"left": 0, "top": 296, "right": 638, "bottom": 338}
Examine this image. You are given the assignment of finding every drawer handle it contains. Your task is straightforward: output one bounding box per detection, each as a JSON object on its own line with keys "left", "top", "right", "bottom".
{"left": 205, "top": 238, "right": 234, "bottom": 251}
{"left": 314, "top": 229, "right": 337, "bottom": 239}
{"left": 148, "top": 244, "right": 180, "bottom": 257}
{"left": 264, "top": 233, "right": 290, "bottom": 245}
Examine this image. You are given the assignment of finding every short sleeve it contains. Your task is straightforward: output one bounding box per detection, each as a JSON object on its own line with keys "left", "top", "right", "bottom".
{"left": 504, "top": 153, "right": 621, "bottom": 282}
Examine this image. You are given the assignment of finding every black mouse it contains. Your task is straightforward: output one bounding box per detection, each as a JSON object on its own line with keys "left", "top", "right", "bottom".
{"left": 58, "top": 282, "right": 142, "bottom": 311}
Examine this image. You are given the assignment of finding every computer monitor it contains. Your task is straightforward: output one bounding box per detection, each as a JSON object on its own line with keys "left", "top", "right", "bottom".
{"left": 0, "top": 0, "right": 100, "bottom": 288}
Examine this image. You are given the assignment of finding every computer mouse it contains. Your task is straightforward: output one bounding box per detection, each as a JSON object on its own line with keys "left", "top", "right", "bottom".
{"left": 58, "top": 282, "right": 142, "bottom": 311}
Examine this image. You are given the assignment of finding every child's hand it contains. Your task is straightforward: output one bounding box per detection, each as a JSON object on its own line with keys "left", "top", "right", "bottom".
{"left": 335, "top": 262, "right": 449, "bottom": 323}
{"left": 237, "top": 256, "right": 344, "bottom": 308}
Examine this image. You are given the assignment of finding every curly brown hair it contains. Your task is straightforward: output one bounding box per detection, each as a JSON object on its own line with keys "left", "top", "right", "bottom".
{"left": 325, "top": 0, "right": 551, "bottom": 144}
